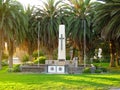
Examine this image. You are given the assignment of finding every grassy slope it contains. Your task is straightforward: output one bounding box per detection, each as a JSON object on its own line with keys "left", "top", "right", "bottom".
{"left": 0, "top": 67, "right": 120, "bottom": 90}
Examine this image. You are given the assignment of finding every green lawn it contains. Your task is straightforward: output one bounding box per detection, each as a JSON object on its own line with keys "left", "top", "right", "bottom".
{"left": 0, "top": 67, "right": 120, "bottom": 90}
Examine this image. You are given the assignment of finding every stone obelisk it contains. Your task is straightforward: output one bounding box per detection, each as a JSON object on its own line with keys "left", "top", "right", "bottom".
{"left": 58, "top": 25, "right": 66, "bottom": 61}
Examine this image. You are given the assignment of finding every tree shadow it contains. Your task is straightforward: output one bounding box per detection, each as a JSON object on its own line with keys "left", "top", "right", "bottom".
{"left": 0, "top": 73, "right": 120, "bottom": 90}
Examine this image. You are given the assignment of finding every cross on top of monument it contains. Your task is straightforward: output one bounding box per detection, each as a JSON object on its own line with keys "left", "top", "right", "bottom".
{"left": 58, "top": 25, "right": 66, "bottom": 60}
{"left": 59, "top": 34, "right": 64, "bottom": 50}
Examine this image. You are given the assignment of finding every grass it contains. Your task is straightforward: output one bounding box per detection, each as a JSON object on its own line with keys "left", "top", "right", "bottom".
{"left": 0, "top": 66, "right": 120, "bottom": 90}
{"left": 93, "top": 62, "right": 109, "bottom": 68}
{"left": 93, "top": 62, "right": 120, "bottom": 73}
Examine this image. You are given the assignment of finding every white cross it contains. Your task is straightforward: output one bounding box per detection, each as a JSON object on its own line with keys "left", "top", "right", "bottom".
{"left": 59, "top": 34, "right": 64, "bottom": 50}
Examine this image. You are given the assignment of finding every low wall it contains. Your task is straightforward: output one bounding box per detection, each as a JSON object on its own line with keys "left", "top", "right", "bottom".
{"left": 67, "top": 66, "right": 95, "bottom": 74}
{"left": 20, "top": 64, "right": 95, "bottom": 74}
{"left": 20, "top": 64, "right": 47, "bottom": 73}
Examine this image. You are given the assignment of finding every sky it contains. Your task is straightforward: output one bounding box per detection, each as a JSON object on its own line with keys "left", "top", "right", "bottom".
{"left": 17, "top": 0, "right": 42, "bottom": 7}
{"left": 18, "top": 0, "right": 97, "bottom": 7}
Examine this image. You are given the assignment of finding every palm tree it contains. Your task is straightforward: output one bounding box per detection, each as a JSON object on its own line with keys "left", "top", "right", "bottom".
{"left": 94, "top": 0, "right": 120, "bottom": 67}
{"left": 19, "top": 6, "right": 38, "bottom": 62}
{"left": 0, "top": 0, "right": 5, "bottom": 69}
{"left": 35, "top": 0, "right": 63, "bottom": 59}
{"left": 0, "top": 29, "right": 4, "bottom": 70}
{"left": 65, "top": 0, "right": 92, "bottom": 64}
{"left": 0, "top": 0, "right": 28, "bottom": 69}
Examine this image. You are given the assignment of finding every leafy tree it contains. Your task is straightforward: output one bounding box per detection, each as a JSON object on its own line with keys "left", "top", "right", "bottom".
{"left": 19, "top": 6, "right": 38, "bottom": 61}
{"left": 65, "top": 0, "right": 93, "bottom": 64}
{"left": 94, "top": 0, "right": 120, "bottom": 67}
{"left": 35, "top": 0, "right": 63, "bottom": 59}
{"left": 0, "top": 0, "right": 28, "bottom": 69}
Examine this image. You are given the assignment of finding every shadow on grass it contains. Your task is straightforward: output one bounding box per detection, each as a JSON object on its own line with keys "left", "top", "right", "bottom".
{"left": 0, "top": 73, "right": 120, "bottom": 90}
{"left": 0, "top": 66, "right": 120, "bottom": 89}
{"left": 82, "top": 74, "right": 120, "bottom": 82}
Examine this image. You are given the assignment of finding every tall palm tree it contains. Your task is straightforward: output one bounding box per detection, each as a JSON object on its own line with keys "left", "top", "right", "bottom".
{"left": 94, "top": 0, "right": 120, "bottom": 67}
{"left": 35, "top": 0, "right": 63, "bottom": 59}
{"left": 65, "top": 0, "right": 92, "bottom": 64}
{"left": 0, "top": 0, "right": 5, "bottom": 69}
{"left": 0, "top": 27, "right": 4, "bottom": 70}
{"left": 0, "top": 0, "right": 28, "bottom": 69}
{"left": 19, "top": 6, "right": 38, "bottom": 61}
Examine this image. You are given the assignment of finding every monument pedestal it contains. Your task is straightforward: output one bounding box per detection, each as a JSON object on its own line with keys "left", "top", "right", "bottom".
{"left": 46, "top": 59, "right": 78, "bottom": 74}
{"left": 46, "top": 60, "right": 66, "bottom": 74}
{"left": 48, "top": 66, "right": 56, "bottom": 73}
{"left": 46, "top": 25, "right": 67, "bottom": 74}
{"left": 47, "top": 65, "right": 66, "bottom": 74}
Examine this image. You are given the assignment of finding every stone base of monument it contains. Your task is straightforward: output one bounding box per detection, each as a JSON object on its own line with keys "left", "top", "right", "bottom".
{"left": 47, "top": 65, "right": 67, "bottom": 74}
{"left": 45, "top": 60, "right": 79, "bottom": 74}
{"left": 45, "top": 60, "right": 96, "bottom": 74}
{"left": 46, "top": 60, "right": 67, "bottom": 74}
{"left": 20, "top": 63, "right": 96, "bottom": 74}
{"left": 20, "top": 59, "right": 96, "bottom": 74}
{"left": 20, "top": 64, "right": 47, "bottom": 73}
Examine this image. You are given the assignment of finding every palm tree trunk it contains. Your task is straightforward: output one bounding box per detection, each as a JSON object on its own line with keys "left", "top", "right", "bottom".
{"left": 48, "top": 54, "right": 53, "bottom": 60}
{"left": 28, "top": 46, "right": 33, "bottom": 61}
{"left": 28, "top": 49, "right": 33, "bottom": 61}
{"left": 8, "top": 40, "right": 14, "bottom": 69}
{"left": 29, "top": 54, "right": 33, "bottom": 61}
{"left": 0, "top": 31, "right": 4, "bottom": 70}
{"left": 8, "top": 54, "right": 13, "bottom": 69}
{"left": 45, "top": 50, "right": 53, "bottom": 60}
{"left": 115, "top": 52, "right": 119, "bottom": 67}
{"left": 109, "top": 40, "right": 115, "bottom": 67}
{"left": 71, "top": 48, "right": 76, "bottom": 60}
{"left": 0, "top": 45, "right": 2, "bottom": 69}
{"left": 78, "top": 50, "right": 83, "bottom": 64}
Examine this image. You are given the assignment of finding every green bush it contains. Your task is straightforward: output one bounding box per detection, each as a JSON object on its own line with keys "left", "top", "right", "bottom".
{"left": 95, "top": 69, "right": 102, "bottom": 73}
{"left": 100, "top": 57, "right": 110, "bottom": 63}
{"left": 66, "top": 55, "right": 70, "bottom": 60}
{"left": 7, "top": 68, "right": 13, "bottom": 72}
{"left": 2, "top": 60, "right": 8, "bottom": 66}
{"left": 21, "top": 54, "right": 29, "bottom": 63}
{"left": 32, "top": 50, "right": 44, "bottom": 58}
{"left": 83, "top": 67, "right": 91, "bottom": 73}
{"left": 93, "top": 59, "right": 100, "bottom": 63}
{"left": 94, "top": 64, "right": 108, "bottom": 73}
{"left": 100, "top": 67, "right": 108, "bottom": 72}
{"left": 34, "top": 56, "right": 46, "bottom": 64}
{"left": 13, "top": 64, "right": 21, "bottom": 72}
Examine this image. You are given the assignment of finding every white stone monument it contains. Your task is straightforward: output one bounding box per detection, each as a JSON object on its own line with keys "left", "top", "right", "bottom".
{"left": 58, "top": 25, "right": 66, "bottom": 61}
{"left": 57, "top": 25, "right": 66, "bottom": 73}
{"left": 47, "top": 25, "right": 66, "bottom": 73}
